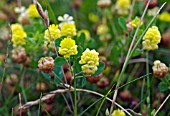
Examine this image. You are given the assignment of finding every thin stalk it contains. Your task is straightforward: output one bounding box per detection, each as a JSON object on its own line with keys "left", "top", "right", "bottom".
{"left": 154, "top": 93, "right": 170, "bottom": 116}
{"left": 146, "top": 52, "right": 150, "bottom": 115}
{"left": 110, "top": 0, "right": 151, "bottom": 114}
{"left": 140, "top": 78, "right": 146, "bottom": 111}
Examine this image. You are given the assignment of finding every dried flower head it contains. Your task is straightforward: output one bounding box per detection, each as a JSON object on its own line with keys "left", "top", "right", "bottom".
{"left": 79, "top": 48, "right": 99, "bottom": 75}
{"left": 142, "top": 26, "right": 161, "bottom": 51}
{"left": 152, "top": 60, "right": 168, "bottom": 78}
{"left": 59, "top": 37, "right": 78, "bottom": 58}
{"left": 12, "top": 47, "right": 27, "bottom": 63}
{"left": 38, "top": 57, "right": 54, "bottom": 73}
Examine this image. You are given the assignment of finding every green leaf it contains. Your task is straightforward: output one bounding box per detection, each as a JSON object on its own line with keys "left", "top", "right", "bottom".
{"left": 55, "top": 38, "right": 62, "bottom": 47}
{"left": 118, "top": 17, "right": 127, "bottom": 31}
{"left": 54, "top": 57, "right": 66, "bottom": 67}
{"left": 158, "top": 82, "right": 169, "bottom": 92}
{"left": 132, "top": 48, "right": 143, "bottom": 57}
{"left": 77, "top": 33, "right": 85, "bottom": 48}
{"left": 92, "top": 62, "right": 105, "bottom": 76}
{"left": 75, "top": 58, "right": 82, "bottom": 72}
{"left": 75, "top": 46, "right": 83, "bottom": 58}
{"left": 42, "top": 72, "right": 51, "bottom": 81}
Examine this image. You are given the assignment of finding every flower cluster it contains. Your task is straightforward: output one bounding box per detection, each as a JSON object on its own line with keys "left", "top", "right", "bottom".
{"left": 11, "top": 23, "right": 27, "bottom": 47}
{"left": 114, "top": 0, "right": 131, "bottom": 15}
{"left": 152, "top": 60, "right": 168, "bottom": 78}
{"left": 130, "top": 17, "right": 143, "bottom": 28}
{"left": 159, "top": 12, "right": 170, "bottom": 22}
{"left": 142, "top": 26, "right": 161, "bottom": 51}
{"left": 111, "top": 109, "right": 125, "bottom": 116}
{"left": 79, "top": 49, "right": 99, "bottom": 75}
{"left": 59, "top": 37, "right": 78, "bottom": 58}
{"left": 97, "top": 24, "right": 111, "bottom": 42}
{"left": 45, "top": 24, "right": 61, "bottom": 42}
{"left": 27, "top": 4, "right": 40, "bottom": 18}
{"left": 61, "top": 23, "right": 77, "bottom": 37}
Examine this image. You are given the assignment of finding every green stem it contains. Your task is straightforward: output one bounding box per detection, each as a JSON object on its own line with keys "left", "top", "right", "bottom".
{"left": 74, "top": 72, "right": 77, "bottom": 116}
{"left": 146, "top": 52, "right": 150, "bottom": 115}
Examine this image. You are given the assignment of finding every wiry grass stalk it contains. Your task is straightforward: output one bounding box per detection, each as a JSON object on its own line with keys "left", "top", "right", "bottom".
{"left": 110, "top": 0, "right": 151, "bottom": 114}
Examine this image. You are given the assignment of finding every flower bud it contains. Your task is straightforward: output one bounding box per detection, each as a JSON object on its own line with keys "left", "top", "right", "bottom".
{"left": 152, "top": 60, "right": 168, "bottom": 78}
{"left": 38, "top": 57, "right": 54, "bottom": 73}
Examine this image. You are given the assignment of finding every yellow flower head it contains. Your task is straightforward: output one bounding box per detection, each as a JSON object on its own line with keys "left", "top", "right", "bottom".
{"left": 79, "top": 49, "right": 99, "bottom": 75}
{"left": 27, "top": 4, "right": 39, "bottom": 18}
{"left": 112, "top": 109, "right": 125, "bottom": 116}
{"left": 115, "top": 0, "right": 131, "bottom": 15}
{"left": 61, "top": 23, "right": 77, "bottom": 37}
{"left": 159, "top": 12, "right": 170, "bottom": 22}
{"left": 142, "top": 26, "right": 161, "bottom": 51}
{"left": 78, "top": 29, "right": 91, "bottom": 41}
{"left": 88, "top": 13, "right": 99, "bottom": 23}
{"left": 130, "top": 17, "right": 143, "bottom": 28}
{"left": 11, "top": 23, "right": 27, "bottom": 46}
{"left": 59, "top": 37, "right": 78, "bottom": 58}
{"left": 97, "top": 24, "right": 109, "bottom": 35}
{"left": 45, "top": 24, "right": 61, "bottom": 42}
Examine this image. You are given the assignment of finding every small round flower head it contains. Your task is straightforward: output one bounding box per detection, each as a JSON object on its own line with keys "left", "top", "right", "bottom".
{"left": 88, "top": 13, "right": 99, "bottom": 23}
{"left": 18, "top": 11, "right": 30, "bottom": 25}
{"left": 115, "top": 0, "right": 131, "bottom": 15}
{"left": 112, "top": 109, "right": 125, "bottom": 116}
{"left": 152, "top": 60, "right": 168, "bottom": 78}
{"left": 38, "top": 57, "right": 54, "bottom": 73}
{"left": 11, "top": 23, "right": 27, "bottom": 47}
{"left": 97, "top": 24, "right": 109, "bottom": 35}
{"left": 130, "top": 17, "right": 143, "bottom": 28}
{"left": 61, "top": 23, "right": 77, "bottom": 37}
{"left": 159, "top": 12, "right": 170, "bottom": 22}
{"left": 142, "top": 26, "right": 161, "bottom": 51}
{"left": 79, "top": 48, "right": 99, "bottom": 75}
{"left": 97, "top": 0, "right": 111, "bottom": 8}
{"left": 12, "top": 46, "right": 27, "bottom": 63}
{"left": 27, "top": 4, "right": 40, "bottom": 18}
{"left": 59, "top": 37, "right": 78, "bottom": 58}
{"left": 45, "top": 24, "right": 61, "bottom": 42}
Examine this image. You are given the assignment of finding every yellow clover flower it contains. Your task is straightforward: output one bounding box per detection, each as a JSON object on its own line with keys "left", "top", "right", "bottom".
{"left": 130, "top": 17, "right": 143, "bottom": 28}
{"left": 97, "top": 24, "right": 109, "bottom": 35}
{"left": 115, "top": 0, "right": 131, "bottom": 15}
{"left": 45, "top": 24, "right": 61, "bottom": 42}
{"left": 79, "top": 49, "right": 99, "bottom": 75}
{"left": 11, "top": 23, "right": 27, "bottom": 46}
{"left": 59, "top": 37, "right": 78, "bottom": 58}
{"left": 27, "top": 4, "right": 39, "bottom": 18}
{"left": 159, "top": 12, "right": 170, "bottom": 22}
{"left": 112, "top": 109, "right": 125, "bottom": 116}
{"left": 61, "top": 23, "right": 77, "bottom": 37}
{"left": 142, "top": 26, "right": 161, "bottom": 51}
